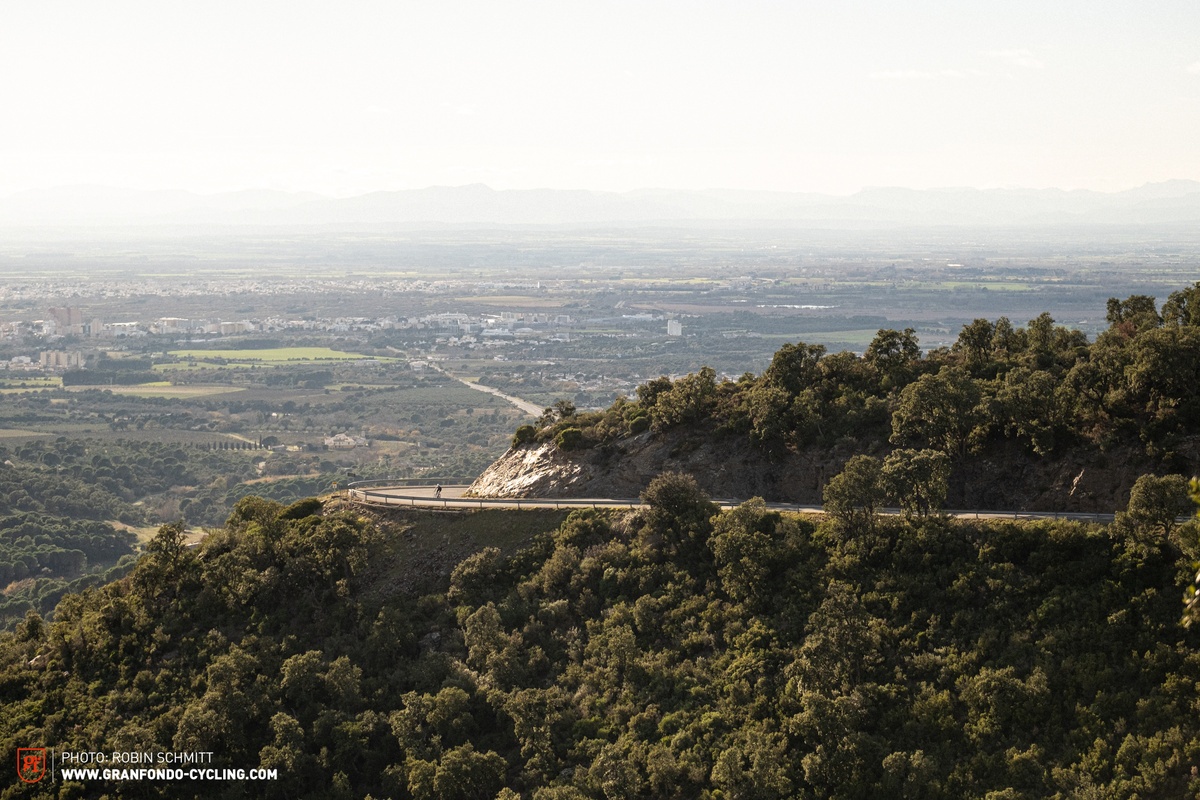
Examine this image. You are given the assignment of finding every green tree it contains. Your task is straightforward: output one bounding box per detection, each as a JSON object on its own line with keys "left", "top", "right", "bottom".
{"left": 710, "top": 498, "right": 783, "bottom": 606}
{"left": 258, "top": 712, "right": 317, "bottom": 782}
{"left": 865, "top": 328, "right": 921, "bottom": 388}
{"left": 1123, "top": 326, "right": 1200, "bottom": 429}
{"left": 131, "top": 521, "right": 198, "bottom": 608}
{"left": 1124, "top": 473, "right": 1192, "bottom": 535}
{"left": 823, "top": 455, "right": 885, "bottom": 529}
{"left": 641, "top": 472, "right": 717, "bottom": 538}
{"left": 552, "top": 398, "right": 577, "bottom": 419}
{"left": 1161, "top": 282, "right": 1200, "bottom": 327}
{"left": 636, "top": 375, "right": 674, "bottom": 409}
{"left": 1025, "top": 312, "right": 1056, "bottom": 363}
{"left": 955, "top": 319, "right": 995, "bottom": 373}
{"left": 787, "top": 580, "right": 884, "bottom": 693}
{"left": 451, "top": 551, "right": 506, "bottom": 606}
{"left": 890, "top": 366, "right": 983, "bottom": 457}
{"left": 1021, "top": 312, "right": 1087, "bottom": 370}
{"left": 882, "top": 449, "right": 950, "bottom": 518}
{"left": 1106, "top": 294, "right": 1162, "bottom": 335}
{"left": 989, "top": 367, "right": 1065, "bottom": 455}
{"left": 710, "top": 725, "right": 793, "bottom": 800}
{"left": 746, "top": 382, "right": 798, "bottom": 453}
{"left": 650, "top": 367, "right": 718, "bottom": 431}
{"left": 536, "top": 399, "right": 578, "bottom": 429}
{"left": 990, "top": 316, "right": 1024, "bottom": 361}
{"left": 762, "top": 341, "right": 827, "bottom": 396}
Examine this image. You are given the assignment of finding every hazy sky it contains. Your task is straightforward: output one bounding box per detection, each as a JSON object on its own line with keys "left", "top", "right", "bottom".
{"left": 2, "top": 0, "right": 1198, "bottom": 197}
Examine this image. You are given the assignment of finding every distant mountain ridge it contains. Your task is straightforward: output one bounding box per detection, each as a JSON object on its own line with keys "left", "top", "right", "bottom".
{"left": 3, "top": 181, "right": 1200, "bottom": 228}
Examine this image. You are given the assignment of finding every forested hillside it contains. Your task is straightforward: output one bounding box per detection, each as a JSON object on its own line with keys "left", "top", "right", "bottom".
{"left": 473, "top": 284, "right": 1200, "bottom": 511}
{"left": 3, "top": 477, "right": 1198, "bottom": 799}
{"left": 0, "top": 439, "right": 266, "bottom": 629}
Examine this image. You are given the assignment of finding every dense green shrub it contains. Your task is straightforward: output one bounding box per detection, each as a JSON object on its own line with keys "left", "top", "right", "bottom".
{"left": 553, "top": 427, "right": 584, "bottom": 451}
{"left": 512, "top": 424, "right": 537, "bottom": 447}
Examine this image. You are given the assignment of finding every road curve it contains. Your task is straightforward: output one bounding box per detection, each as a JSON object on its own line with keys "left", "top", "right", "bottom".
{"left": 347, "top": 484, "right": 1117, "bottom": 524}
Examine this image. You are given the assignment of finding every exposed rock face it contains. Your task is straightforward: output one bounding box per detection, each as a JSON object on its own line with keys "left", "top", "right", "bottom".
{"left": 467, "top": 443, "right": 599, "bottom": 498}
{"left": 469, "top": 424, "right": 868, "bottom": 504}
{"left": 467, "top": 426, "right": 1200, "bottom": 513}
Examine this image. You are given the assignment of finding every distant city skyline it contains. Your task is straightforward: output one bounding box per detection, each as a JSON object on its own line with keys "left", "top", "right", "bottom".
{"left": 2, "top": 1, "right": 1198, "bottom": 198}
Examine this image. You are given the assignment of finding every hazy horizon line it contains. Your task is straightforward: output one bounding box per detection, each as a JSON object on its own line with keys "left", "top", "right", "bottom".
{"left": 4, "top": 178, "right": 1200, "bottom": 202}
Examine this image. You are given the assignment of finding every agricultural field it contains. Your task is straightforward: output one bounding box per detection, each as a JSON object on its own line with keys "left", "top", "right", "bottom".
{"left": 166, "top": 346, "right": 391, "bottom": 362}
{"left": 65, "top": 383, "right": 247, "bottom": 398}
{"left": 0, "top": 376, "right": 60, "bottom": 389}
{"left": 0, "top": 427, "right": 52, "bottom": 438}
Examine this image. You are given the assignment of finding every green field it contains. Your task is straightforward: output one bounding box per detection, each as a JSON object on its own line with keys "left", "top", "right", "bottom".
{"left": 0, "top": 376, "right": 61, "bottom": 388}
{"left": 167, "top": 347, "right": 394, "bottom": 363}
{"left": 154, "top": 362, "right": 272, "bottom": 371}
{"left": 22, "top": 429, "right": 264, "bottom": 446}
{"left": 328, "top": 383, "right": 405, "bottom": 390}
{"left": 0, "top": 428, "right": 52, "bottom": 438}
{"left": 114, "top": 385, "right": 247, "bottom": 398}
{"left": 0, "top": 377, "right": 62, "bottom": 393}
{"left": 64, "top": 383, "right": 248, "bottom": 398}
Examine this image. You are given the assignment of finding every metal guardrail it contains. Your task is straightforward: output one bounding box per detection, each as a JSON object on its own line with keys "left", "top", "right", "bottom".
{"left": 940, "top": 507, "right": 1116, "bottom": 523}
{"left": 346, "top": 486, "right": 1121, "bottom": 523}
{"left": 349, "top": 486, "right": 643, "bottom": 512}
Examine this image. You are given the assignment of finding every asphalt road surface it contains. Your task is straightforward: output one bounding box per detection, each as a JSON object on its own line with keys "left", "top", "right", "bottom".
{"left": 348, "top": 484, "right": 1117, "bottom": 523}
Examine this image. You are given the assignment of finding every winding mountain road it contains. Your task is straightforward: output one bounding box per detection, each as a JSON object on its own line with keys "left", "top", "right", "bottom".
{"left": 347, "top": 483, "right": 1117, "bottom": 523}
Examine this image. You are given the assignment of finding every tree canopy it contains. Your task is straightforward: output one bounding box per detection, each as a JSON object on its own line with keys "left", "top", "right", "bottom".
{"left": 2, "top": 484, "right": 1198, "bottom": 798}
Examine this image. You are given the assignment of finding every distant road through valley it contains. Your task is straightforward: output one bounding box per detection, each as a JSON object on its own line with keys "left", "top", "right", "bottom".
{"left": 429, "top": 363, "right": 544, "bottom": 416}
{"left": 453, "top": 380, "right": 543, "bottom": 416}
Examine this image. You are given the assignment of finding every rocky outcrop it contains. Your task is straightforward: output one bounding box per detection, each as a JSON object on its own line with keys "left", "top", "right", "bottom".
{"left": 467, "top": 443, "right": 601, "bottom": 498}
{"left": 467, "top": 426, "right": 1200, "bottom": 513}
{"left": 468, "top": 425, "right": 868, "bottom": 504}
